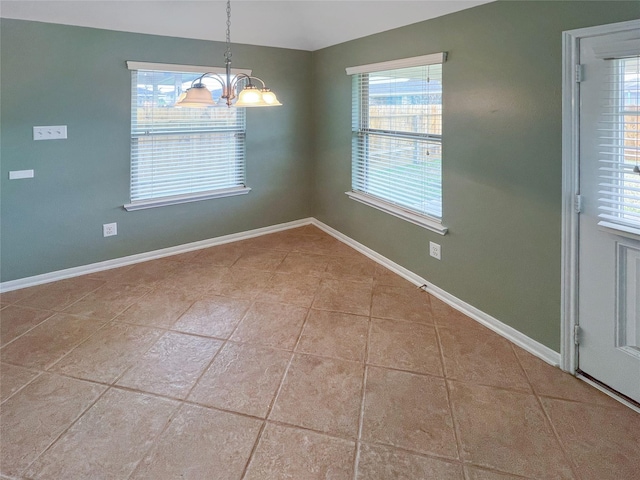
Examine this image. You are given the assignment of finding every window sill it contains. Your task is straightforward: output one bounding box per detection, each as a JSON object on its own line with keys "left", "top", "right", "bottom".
{"left": 124, "top": 187, "right": 251, "bottom": 211}
{"left": 346, "top": 191, "right": 448, "bottom": 235}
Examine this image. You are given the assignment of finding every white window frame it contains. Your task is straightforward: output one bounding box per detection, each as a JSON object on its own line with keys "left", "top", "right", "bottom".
{"left": 346, "top": 53, "right": 448, "bottom": 235}
{"left": 124, "top": 61, "right": 252, "bottom": 211}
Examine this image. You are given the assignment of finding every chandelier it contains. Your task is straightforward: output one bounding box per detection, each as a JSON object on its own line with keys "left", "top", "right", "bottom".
{"left": 176, "top": 0, "right": 281, "bottom": 108}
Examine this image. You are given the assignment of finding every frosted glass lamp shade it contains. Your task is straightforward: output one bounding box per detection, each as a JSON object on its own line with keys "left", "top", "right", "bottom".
{"left": 261, "top": 89, "right": 282, "bottom": 106}
{"left": 234, "top": 85, "right": 269, "bottom": 107}
{"left": 175, "top": 85, "right": 215, "bottom": 107}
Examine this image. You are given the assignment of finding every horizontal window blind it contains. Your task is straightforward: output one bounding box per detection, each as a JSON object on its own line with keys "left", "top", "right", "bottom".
{"left": 130, "top": 69, "right": 246, "bottom": 204}
{"left": 351, "top": 60, "right": 443, "bottom": 219}
{"left": 598, "top": 56, "right": 640, "bottom": 233}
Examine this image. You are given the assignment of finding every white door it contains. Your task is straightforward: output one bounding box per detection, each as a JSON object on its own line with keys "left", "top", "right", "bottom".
{"left": 578, "top": 29, "right": 640, "bottom": 403}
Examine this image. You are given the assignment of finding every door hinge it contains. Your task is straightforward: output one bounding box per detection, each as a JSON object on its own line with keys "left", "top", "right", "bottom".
{"left": 574, "top": 324, "right": 581, "bottom": 345}
{"left": 574, "top": 194, "right": 582, "bottom": 214}
{"left": 575, "top": 64, "right": 584, "bottom": 83}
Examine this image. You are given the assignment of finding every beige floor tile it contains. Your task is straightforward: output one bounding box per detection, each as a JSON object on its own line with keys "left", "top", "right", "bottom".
{"left": 83, "top": 265, "right": 133, "bottom": 281}
{"left": 371, "top": 284, "right": 432, "bottom": 324}
{"left": 0, "top": 314, "right": 106, "bottom": 370}
{"left": 312, "top": 278, "right": 373, "bottom": 316}
{"left": 62, "top": 282, "right": 152, "bottom": 320}
{"left": 0, "top": 287, "right": 40, "bottom": 305}
{"left": 368, "top": 318, "right": 443, "bottom": 376}
{"left": 542, "top": 397, "right": 640, "bottom": 480}
{"left": 322, "top": 270, "right": 376, "bottom": 285}
{"left": 326, "top": 254, "right": 377, "bottom": 277}
{"left": 192, "top": 243, "right": 245, "bottom": 266}
{"left": 4, "top": 230, "right": 632, "bottom": 480}
{"left": 449, "top": 381, "right": 574, "bottom": 479}
{"left": 189, "top": 342, "right": 290, "bottom": 418}
{"left": 429, "top": 295, "right": 487, "bottom": 332}
{"left": 208, "top": 266, "right": 274, "bottom": 300}
{"left": 296, "top": 309, "right": 368, "bottom": 362}
{"left": 296, "top": 234, "right": 361, "bottom": 257}
{"left": 16, "top": 277, "right": 105, "bottom": 311}
{"left": 154, "top": 263, "right": 227, "bottom": 300}
{"left": 438, "top": 328, "right": 531, "bottom": 392}
{"left": 230, "top": 301, "right": 308, "bottom": 350}
{"left": 373, "top": 265, "right": 415, "bottom": 288}
{"left": 276, "top": 252, "right": 331, "bottom": 276}
{"left": 362, "top": 366, "right": 457, "bottom": 458}
{"left": 0, "top": 363, "right": 40, "bottom": 403}
{"left": 514, "top": 347, "right": 616, "bottom": 406}
{"left": 270, "top": 353, "right": 364, "bottom": 438}
{"left": 116, "top": 332, "right": 222, "bottom": 398}
{"left": 0, "top": 305, "right": 54, "bottom": 347}
{"left": 464, "top": 466, "right": 530, "bottom": 479}
{"left": 233, "top": 248, "right": 287, "bottom": 271}
{"left": 114, "top": 289, "right": 193, "bottom": 328}
{"left": 244, "top": 423, "right": 355, "bottom": 480}
{"left": 103, "top": 258, "right": 181, "bottom": 286}
{"left": 25, "top": 388, "right": 177, "bottom": 480}
{"left": 236, "top": 230, "right": 309, "bottom": 252}
{"left": 0, "top": 373, "right": 105, "bottom": 477}
{"left": 50, "top": 323, "right": 164, "bottom": 383}
{"left": 256, "top": 272, "right": 321, "bottom": 307}
{"left": 172, "top": 296, "right": 251, "bottom": 338}
{"left": 357, "top": 443, "right": 464, "bottom": 480}
{"left": 130, "top": 404, "right": 262, "bottom": 480}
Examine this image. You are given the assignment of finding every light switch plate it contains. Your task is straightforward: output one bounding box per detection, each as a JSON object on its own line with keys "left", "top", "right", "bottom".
{"left": 33, "top": 125, "right": 67, "bottom": 140}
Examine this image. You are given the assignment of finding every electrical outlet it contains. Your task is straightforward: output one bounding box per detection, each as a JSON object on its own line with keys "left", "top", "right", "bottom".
{"left": 429, "top": 241, "right": 441, "bottom": 260}
{"left": 103, "top": 223, "right": 117, "bottom": 237}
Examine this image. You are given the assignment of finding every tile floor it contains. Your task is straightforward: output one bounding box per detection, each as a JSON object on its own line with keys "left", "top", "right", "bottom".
{"left": 1, "top": 225, "right": 638, "bottom": 479}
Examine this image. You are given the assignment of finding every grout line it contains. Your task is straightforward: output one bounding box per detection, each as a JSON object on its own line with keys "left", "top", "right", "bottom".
{"left": 0, "top": 369, "right": 44, "bottom": 406}
{"left": 125, "top": 400, "right": 185, "bottom": 480}
{"left": 433, "top": 322, "right": 463, "bottom": 463}
{"left": 240, "top": 283, "right": 319, "bottom": 479}
{"left": 510, "top": 343, "right": 582, "bottom": 480}
{"left": 19, "top": 382, "right": 113, "bottom": 478}
{"left": 357, "top": 438, "right": 461, "bottom": 465}
{"left": 352, "top": 275, "right": 377, "bottom": 480}
{"left": 262, "top": 418, "right": 360, "bottom": 444}
{"left": 0, "top": 309, "right": 57, "bottom": 350}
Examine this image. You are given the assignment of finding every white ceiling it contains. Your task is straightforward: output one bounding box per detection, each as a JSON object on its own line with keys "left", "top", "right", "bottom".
{"left": 0, "top": 0, "right": 492, "bottom": 51}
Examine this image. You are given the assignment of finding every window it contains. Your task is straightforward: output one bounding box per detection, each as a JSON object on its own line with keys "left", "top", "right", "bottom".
{"left": 597, "top": 55, "right": 640, "bottom": 235}
{"left": 124, "top": 62, "right": 251, "bottom": 211}
{"left": 346, "top": 53, "right": 447, "bottom": 234}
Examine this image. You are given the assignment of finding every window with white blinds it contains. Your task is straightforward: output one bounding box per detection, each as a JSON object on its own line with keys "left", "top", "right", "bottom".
{"left": 598, "top": 55, "right": 640, "bottom": 235}
{"left": 126, "top": 66, "right": 247, "bottom": 211}
{"left": 347, "top": 54, "right": 445, "bottom": 231}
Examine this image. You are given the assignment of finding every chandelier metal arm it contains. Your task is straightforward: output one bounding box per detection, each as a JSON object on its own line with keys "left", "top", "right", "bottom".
{"left": 174, "top": 0, "right": 281, "bottom": 108}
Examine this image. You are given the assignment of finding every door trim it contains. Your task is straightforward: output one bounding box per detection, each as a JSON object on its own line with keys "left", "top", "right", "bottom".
{"left": 561, "top": 19, "right": 640, "bottom": 373}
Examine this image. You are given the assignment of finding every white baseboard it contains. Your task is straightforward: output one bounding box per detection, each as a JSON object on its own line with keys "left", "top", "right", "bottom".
{"left": 0, "top": 218, "right": 314, "bottom": 293}
{"left": 311, "top": 219, "right": 561, "bottom": 367}
{"left": 1, "top": 215, "right": 560, "bottom": 368}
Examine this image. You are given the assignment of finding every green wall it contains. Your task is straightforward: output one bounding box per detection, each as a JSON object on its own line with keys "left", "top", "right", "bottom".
{"left": 312, "top": 0, "right": 639, "bottom": 351}
{"left": 0, "top": 19, "right": 313, "bottom": 281}
{"left": 2, "top": 1, "right": 639, "bottom": 351}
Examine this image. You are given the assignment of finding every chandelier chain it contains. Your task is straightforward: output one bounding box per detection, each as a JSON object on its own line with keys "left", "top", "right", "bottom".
{"left": 225, "top": 0, "right": 232, "bottom": 61}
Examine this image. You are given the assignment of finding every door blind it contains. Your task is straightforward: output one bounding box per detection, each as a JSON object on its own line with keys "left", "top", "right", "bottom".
{"left": 598, "top": 56, "right": 640, "bottom": 234}
{"left": 130, "top": 69, "right": 246, "bottom": 204}
{"left": 351, "top": 63, "right": 443, "bottom": 219}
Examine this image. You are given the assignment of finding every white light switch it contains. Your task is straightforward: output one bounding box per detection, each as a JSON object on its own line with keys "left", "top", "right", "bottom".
{"left": 9, "top": 170, "right": 35, "bottom": 179}
{"left": 33, "top": 125, "right": 67, "bottom": 140}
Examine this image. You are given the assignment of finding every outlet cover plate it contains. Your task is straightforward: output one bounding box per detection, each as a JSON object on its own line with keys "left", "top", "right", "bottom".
{"left": 103, "top": 223, "right": 117, "bottom": 237}
{"left": 429, "top": 241, "right": 441, "bottom": 260}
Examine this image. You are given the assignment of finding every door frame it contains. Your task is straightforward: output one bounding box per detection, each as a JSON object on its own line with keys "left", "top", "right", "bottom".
{"left": 561, "top": 19, "right": 640, "bottom": 375}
